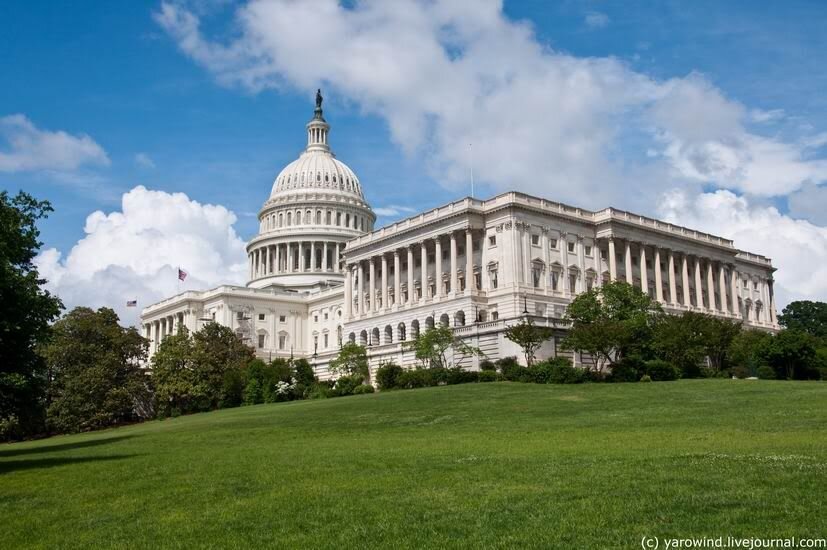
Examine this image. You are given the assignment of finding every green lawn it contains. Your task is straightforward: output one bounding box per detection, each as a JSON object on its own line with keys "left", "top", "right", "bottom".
{"left": 2, "top": 380, "right": 826, "bottom": 549}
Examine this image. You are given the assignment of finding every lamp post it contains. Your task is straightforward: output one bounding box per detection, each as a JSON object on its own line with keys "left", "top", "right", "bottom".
{"left": 522, "top": 294, "right": 529, "bottom": 316}
{"left": 312, "top": 341, "right": 318, "bottom": 376}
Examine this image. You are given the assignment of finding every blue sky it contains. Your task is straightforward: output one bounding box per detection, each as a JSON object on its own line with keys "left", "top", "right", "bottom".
{"left": 2, "top": 0, "right": 827, "bottom": 322}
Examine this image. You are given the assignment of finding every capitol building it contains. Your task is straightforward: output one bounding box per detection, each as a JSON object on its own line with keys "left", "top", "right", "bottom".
{"left": 141, "top": 93, "right": 780, "bottom": 377}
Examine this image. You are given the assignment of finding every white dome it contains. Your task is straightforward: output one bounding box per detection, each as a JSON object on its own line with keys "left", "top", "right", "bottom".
{"left": 270, "top": 150, "right": 365, "bottom": 201}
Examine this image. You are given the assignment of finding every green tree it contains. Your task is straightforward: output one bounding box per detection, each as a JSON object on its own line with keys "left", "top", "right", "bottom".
{"left": 504, "top": 318, "right": 553, "bottom": 366}
{"left": 402, "top": 324, "right": 483, "bottom": 370}
{"left": 43, "top": 307, "right": 151, "bottom": 433}
{"left": 329, "top": 342, "right": 369, "bottom": 378}
{"left": 190, "top": 323, "right": 255, "bottom": 410}
{"left": 563, "top": 281, "right": 661, "bottom": 372}
{"left": 778, "top": 300, "right": 827, "bottom": 340}
{"left": 701, "top": 316, "right": 742, "bottom": 372}
{"left": 728, "top": 329, "right": 773, "bottom": 375}
{"left": 765, "top": 329, "right": 818, "bottom": 380}
{"left": 0, "top": 191, "right": 63, "bottom": 439}
{"left": 652, "top": 313, "right": 741, "bottom": 376}
{"left": 151, "top": 329, "right": 198, "bottom": 416}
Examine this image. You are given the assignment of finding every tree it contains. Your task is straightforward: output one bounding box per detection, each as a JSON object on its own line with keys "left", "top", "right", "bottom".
{"left": 42, "top": 307, "right": 152, "bottom": 433}
{"left": 190, "top": 323, "right": 255, "bottom": 410}
{"left": 504, "top": 318, "right": 553, "bottom": 366}
{"left": 728, "top": 329, "right": 772, "bottom": 374}
{"left": 151, "top": 329, "right": 197, "bottom": 416}
{"left": 329, "top": 342, "right": 369, "bottom": 379}
{"left": 563, "top": 281, "right": 662, "bottom": 372}
{"left": 652, "top": 312, "right": 741, "bottom": 376}
{"left": 0, "top": 191, "right": 63, "bottom": 439}
{"left": 765, "top": 329, "right": 818, "bottom": 380}
{"left": 778, "top": 301, "right": 827, "bottom": 340}
{"left": 402, "top": 324, "right": 483, "bottom": 370}
{"left": 700, "top": 316, "right": 742, "bottom": 372}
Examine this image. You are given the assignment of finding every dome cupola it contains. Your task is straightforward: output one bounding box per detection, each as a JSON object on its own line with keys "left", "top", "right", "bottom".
{"left": 246, "top": 90, "right": 375, "bottom": 290}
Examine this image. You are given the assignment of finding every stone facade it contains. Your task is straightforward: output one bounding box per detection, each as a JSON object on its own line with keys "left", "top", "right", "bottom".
{"left": 141, "top": 100, "right": 779, "bottom": 378}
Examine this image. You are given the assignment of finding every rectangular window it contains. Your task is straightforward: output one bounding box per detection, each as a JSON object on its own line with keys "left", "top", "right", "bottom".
{"left": 324, "top": 334, "right": 328, "bottom": 348}
{"left": 549, "top": 238, "right": 558, "bottom": 249}
{"left": 585, "top": 246, "right": 592, "bottom": 256}
{"left": 258, "top": 313, "right": 265, "bottom": 321}
{"left": 279, "top": 335, "right": 286, "bottom": 349}
{"left": 567, "top": 241, "right": 575, "bottom": 253}
{"left": 551, "top": 272, "right": 559, "bottom": 291}
{"left": 324, "top": 312, "right": 329, "bottom": 320}
{"left": 314, "top": 315, "right": 318, "bottom": 322}
{"left": 258, "top": 334, "right": 265, "bottom": 348}
{"left": 491, "top": 311, "right": 499, "bottom": 321}
{"left": 490, "top": 269, "right": 498, "bottom": 289}
{"left": 489, "top": 235, "right": 496, "bottom": 246}
{"left": 531, "top": 234, "right": 540, "bottom": 246}
{"left": 279, "top": 315, "right": 286, "bottom": 323}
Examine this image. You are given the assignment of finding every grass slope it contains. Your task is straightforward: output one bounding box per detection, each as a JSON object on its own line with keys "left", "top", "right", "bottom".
{"left": 1, "top": 380, "right": 826, "bottom": 549}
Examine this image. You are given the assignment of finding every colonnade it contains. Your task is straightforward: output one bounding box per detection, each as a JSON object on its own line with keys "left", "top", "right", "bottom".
{"left": 144, "top": 311, "right": 187, "bottom": 353}
{"left": 603, "top": 237, "right": 776, "bottom": 325}
{"left": 249, "top": 240, "right": 342, "bottom": 280}
{"left": 344, "top": 229, "right": 478, "bottom": 319}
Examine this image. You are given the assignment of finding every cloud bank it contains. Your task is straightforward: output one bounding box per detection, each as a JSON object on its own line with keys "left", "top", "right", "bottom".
{"left": 36, "top": 186, "right": 248, "bottom": 326}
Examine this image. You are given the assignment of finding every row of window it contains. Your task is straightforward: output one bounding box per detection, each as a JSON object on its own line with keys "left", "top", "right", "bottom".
{"left": 262, "top": 209, "right": 371, "bottom": 232}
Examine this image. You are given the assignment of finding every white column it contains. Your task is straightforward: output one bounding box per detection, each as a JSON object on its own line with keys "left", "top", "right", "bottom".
{"left": 769, "top": 280, "right": 777, "bottom": 324}
{"left": 718, "top": 264, "right": 728, "bottom": 314}
{"left": 576, "top": 236, "right": 585, "bottom": 293}
{"left": 561, "top": 232, "right": 570, "bottom": 295}
{"left": 407, "top": 245, "right": 415, "bottom": 305}
{"left": 593, "top": 239, "right": 602, "bottom": 288}
{"left": 435, "top": 237, "right": 443, "bottom": 298}
{"left": 681, "top": 254, "right": 691, "bottom": 306}
{"left": 369, "top": 258, "right": 376, "bottom": 312}
{"left": 393, "top": 251, "right": 401, "bottom": 308}
{"left": 608, "top": 237, "right": 617, "bottom": 281}
{"left": 265, "top": 246, "right": 270, "bottom": 276}
{"left": 694, "top": 257, "right": 704, "bottom": 309}
{"left": 640, "top": 243, "right": 648, "bottom": 296}
{"left": 344, "top": 266, "right": 353, "bottom": 319}
{"left": 466, "top": 229, "right": 474, "bottom": 292}
{"left": 707, "top": 260, "right": 717, "bottom": 311}
{"left": 286, "top": 243, "right": 292, "bottom": 273}
{"left": 381, "top": 254, "right": 388, "bottom": 310}
{"left": 275, "top": 244, "right": 281, "bottom": 274}
{"left": 654, "top": 247, "right": 664, "bottom": 303}
{"left": 335, "top": 242, "right": 341, "bottom": 273}
{"left": 450, "top": 233, "right": 458, "bottom": 295}
{"left": 322, "top": 241, "right": 328, "bottom": 272}
{"left": 421, "top": 242, "right": 428, "bottom": 301}
{"left": 248, "top": 253, "right": 253, "bottom": 280}
{"left": 624, "top": 240, "right": 633, "bottom": 284}
{"left": 298, "top": 242, "right": 304, "bottom": 272}
{"left": 668, "top": 250, "right": 677, "bottom": 305}
{"left": 730, "top": 267, "right": 739, "bottom": 317}
{"left": 310, "top": 241, "right": 316, "bottom": 271}
{"left": 357, "top": 261, "right": 364, "bottom": 316}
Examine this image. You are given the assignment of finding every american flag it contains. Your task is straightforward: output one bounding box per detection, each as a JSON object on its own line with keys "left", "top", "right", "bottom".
{"left": 178, "top": 268, "right": 187, "bottom": 281}
{"left": 126, "top": 300, "right": 137, "bottom": 307}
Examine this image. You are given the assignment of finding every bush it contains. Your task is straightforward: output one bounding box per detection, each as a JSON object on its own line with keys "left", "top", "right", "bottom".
{"left": 497, "top": 356, "right": 530, "bottom": 382}
{"left": 479, "top": 359, "right": 496, "bottom": 371}
{"left": 375, "top": 363, "right": 404, "bottom": 390}
{"left": 640, "top": 374, "right": 652, "bottom": 383}
{"left": 529, "top": 357, "right": 585, "bottom": 384}
{"left": 330, "top": 375, "right": 365, "bottom": 397}
{"left": 730, "top": 365, "right": 751, "bottom": 379}
{"left": 757, "top": 365, "right": 777, "bottom": 380}
{"left": 644, "top": 360, "right": 679, "bottom": 381}
{"left": 478, "top": 370, "right": 498, "bottom": 382}
{"left": 396, "top": 369, "right": 432, "bottom": 389}
{"left": 610, "top": 357, "right": 645, "bottom": 383}
{"left": 352, "top": 384, "right": 375, "bottom": 395}
{"left": 446, "top": 368, "right": 479, "bottom": 385}
{"left": 428, "top": 367, "right": 449, "bottom": 386}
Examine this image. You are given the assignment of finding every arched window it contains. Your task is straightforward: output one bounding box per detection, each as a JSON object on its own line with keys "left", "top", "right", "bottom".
{"left": 398, "top": 322, "right": 407, "bottom": 341}
{"left": 454, "top": 310, "right": 466, "bottom": 326}
{"left": 371, "top": 327, "right": 380, "bottom": 346}
{"left": 278, "top": 213, "right": 283, "bottom": 227}
{"left": 326, "top": 210, "right": 332, "bottom": 225}
{"left": 296, "top": 211, "right": 302, "bottom": 225}
{"left": 287, "top": 212, "right": 292, "bottom": 226}
{"left": 336, "top": 212, "right": 342, "bottom": 226}
{"left": 346, "top": 213, "right": 351, "bottom": 228}
{"left": 306, "top": 210, "right": 312, "bottom": 224}
{"left": 384, "top": 325, "right": 393, "bottom": 344}
{"left": 439, "top": 313, "right": 450, "bottom": 327}
{"left": 316, "top": 210, "right": 322, "bottom": 224}
{"left": 359, "top": 330, "right": 368, "bottom": 346}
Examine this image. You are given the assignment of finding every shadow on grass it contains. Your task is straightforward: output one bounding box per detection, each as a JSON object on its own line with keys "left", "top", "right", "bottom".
{"left": 0, "top": 434, "right": 137, "bottom": 458}
{"left": 0, "top": 454, "right": 138, "bottom": 475}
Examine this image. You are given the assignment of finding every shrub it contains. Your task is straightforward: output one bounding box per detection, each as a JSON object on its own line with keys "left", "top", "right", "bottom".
{"left": 375, "top": 363, "right": 404, "bottom": 390}
{"left": 529, "top": 357, "right": 584, "bottom": 384}
{"left": 307, "top": 381, "right": 333, "bottom": 399}
{"left": 428, "top": 367, "right": 449, "bottom": 386}
{"left": 352, "top": 384, "right": 375, "bottom": 395}
{"left": 396, "top": 369, "right": 431, "bottom": 389}
{"left": 497, "top": 356, "right": 530, "bottom": 382}
{"left": 478, "top": 370, "right": 498, "bottom": 382}
{"left": 640, "top": 374, "right": 652, "bottom": 383}
{"left": 330, "top": 374, "right": 365, "bottom": 397}
{"left": 730, "top": 365, "right": 751, "bottom": 379}
{"left": 643, "top": 360, "right": 679, "bottom": 381}
{"left": 479, "top": 359, "right": 496, "bottom": 371}
{"left": 757, "top": 365, "right": 777, "bottom": 380}
{"left": 446, "top": 367, "right": 479, "bottom": 385}
{"left": 610, "top": 357, "right": 645, "bottom": 382}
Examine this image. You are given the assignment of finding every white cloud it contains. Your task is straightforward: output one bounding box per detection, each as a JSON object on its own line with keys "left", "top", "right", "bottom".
{"left": 134, "top": 152, "right": 156, "bottom": 168}
{"left": 35, "top": 185, "right": 247, "bottom": 326}
{"left": 584, "top": 11, "right": 610, "bottom": 29}
{"left": 787, "top": 183, "right": 827, "bottom": 225}
{"left": 749, "top": 108, "right": 785, "bottom": 124}
{"left": 373, "top": 205, "right": 418, "bottom": 217}
{"left": 154, "top": 0, "right": 827, "bottom": 209}
{"left": 658, "top": 189, "right": 827, "bottom": 308}
{"left": 0, "top": 114, "right": 109, "bottom": 173}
